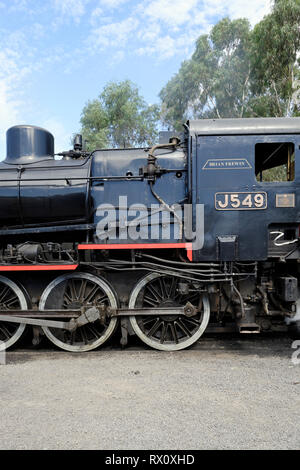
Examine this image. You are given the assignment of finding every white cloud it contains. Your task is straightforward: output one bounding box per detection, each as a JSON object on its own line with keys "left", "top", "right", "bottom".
{"left": 135, "top": 0, "right": 271, "bottom": 57}
{"left": 136, "top": 16, "right": 209, "bottom": 59}
{"left": 142, "top": 0, "right": 271, "bottom": 28}
{"left": 205, "top": 0, "right": 272, "bottom": 26}
{"left": 88, "top": 16, "right": 139, "bottom": 49}
{"left": 87, "top": 0, "right": 272, "bottom": 60}
{"left": 137, "top": 35, "right": 175, "bottom": 59}
{"left": 90, "top": 6, "right": 103, "bottom": 25}
{"left": 53, "top": 0, "right": 88, "bottom": 23}
{"left": 137, "top": 22, "right": 161, "bottom": 42}
{"left": 144, "top": 0, "right": 198, "bottom": 28}
{"left": 9, "top": 0, "right": 29, "bottom": 11}
{"left": 98, "top": 0, "right": 129, "bottom": 9}
{"left": 90, "top": 0, "right": 130, "bottom": 25}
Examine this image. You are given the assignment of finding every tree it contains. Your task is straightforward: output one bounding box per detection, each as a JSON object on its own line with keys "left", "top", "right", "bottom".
{"left": 250, "top": 0, "right": 300, "bottom": 117}
{"left": 159, "top": 18, "right": 252, "bottom": 130}
{"left": 80, "top": 80, "right": 160, "bottom": 150}
{"left": 160, "top": 1, "right": 300, "bottom": 130}
{"left": 80, "top": 99, "right": 109, "bottom": 149}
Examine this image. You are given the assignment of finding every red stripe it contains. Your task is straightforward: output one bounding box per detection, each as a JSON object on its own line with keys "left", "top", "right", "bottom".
{"left": 78, "top": 243, "right": 193, "bottom": 261}
{"left": 0, "top": 265, "right": 78, "bottom": 271}
{"left": 78, "top": 242, "right": 192, "bottom": 249}
{"left": 186, "top": 246, "right": 193, "bottom": 262}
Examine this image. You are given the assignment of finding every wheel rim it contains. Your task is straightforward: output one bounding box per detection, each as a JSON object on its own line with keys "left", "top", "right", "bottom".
{"left": 0, "top": 276, "right": 27, "bottom": 351}
{"left": 39, "top": 272, "right": 118, "bottom": 352}
{"left": 129, "top": 273, "right": 210, "bottom": 351}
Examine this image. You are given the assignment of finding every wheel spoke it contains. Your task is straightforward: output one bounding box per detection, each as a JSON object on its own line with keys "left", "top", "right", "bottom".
{"left": 5, "top": 295, "right": 19, "bottom": 309}
{"left": 129, "top": 273, "right": 210, "bottom": 351}
{"left": 70, "top": 330, "right": 76, "bottom": 345}
{"left": 160, "top": 322, "right": 167, "bottom": 344}
{"left": 170, "top": 323, "right": 178, "bottom": 344}
{"left": 146, "top": 284, "right": 163, "bottom": 303}
{"left": 141, "top": 317, "right": 157, "bottom": 326}
{"left": 0, "top": 324, "right": 12, "bottom": 339}
{"left": 80, "top": 327, "right": 88, "bottom": 345}
{"left": 41, "top": 273, "right": 117, "bottom": 352}
{"left": 87, "top": 324, "right": 101, "bottom": 339}
{"left": 159, "top": 278, "right": 167, "bottom": 299}
{"left": 84, "top": 285, "right": 101, "bottom": 303}
{"left": 184, "top": 317, "right": 201, "bottom": 327}
{"left": 167, "top": 277, "right": 177, "bottom": 299}
{"left": 143, "top": 295, "right": 158, "bottom": 307}
{"left": 146, "top": 318, "right": 161, "bottom": 337}
{"left": 78, "top": 279, "right": 88, "bottom": 302}
{"left": 176, "top": 318, "right": 192, "bottom": 338}
{"left": 69, "top": 279, "right": 78, "bottom": 301}
{"left": 79, "top": 279, "right": 87, "bottom": 300}
{"left": 0, "top": 286, "right": 11, "bottom": 304}
{"left": 63, "top": 290, "right": 73, "bottom": 304}
{"left": 0, "top": 278, "right": 26, "bottom": 349}
{"left": 95, "top": 293, "right": 108, "bottom": 305}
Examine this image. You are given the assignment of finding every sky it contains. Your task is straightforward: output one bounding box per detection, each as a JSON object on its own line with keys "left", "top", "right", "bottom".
{"left": 0, "top": 0, "right": 272, "bottom": 156}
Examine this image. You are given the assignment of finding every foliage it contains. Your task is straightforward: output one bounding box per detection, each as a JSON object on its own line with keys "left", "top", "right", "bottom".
{"left": 250, "top": 0, "right": 300, "bottom": 117}
{"left": 160, "top": 18, "right": 252, "bottom": 130}
{"left": 160, "top": 0, "right": 300, "bottom": 130}
{"left": 80, "top": 99, "right": 109, "bottom": 149}
{"left": 80, "top": 80, "right": 160, "bottom": 150}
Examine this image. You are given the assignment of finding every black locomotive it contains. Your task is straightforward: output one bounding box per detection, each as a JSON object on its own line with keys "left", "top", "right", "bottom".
{"left": 0, "top": 118, "right": 299, "bottom": 352}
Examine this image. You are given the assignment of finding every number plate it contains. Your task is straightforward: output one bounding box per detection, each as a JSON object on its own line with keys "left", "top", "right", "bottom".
{"left": 215, "top": 192, "right": 267, "bottom": 210}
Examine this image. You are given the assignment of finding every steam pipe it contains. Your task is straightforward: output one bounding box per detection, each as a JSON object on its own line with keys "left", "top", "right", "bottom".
{"left": 147, "top": 136, "right": 180, "bottom": 179}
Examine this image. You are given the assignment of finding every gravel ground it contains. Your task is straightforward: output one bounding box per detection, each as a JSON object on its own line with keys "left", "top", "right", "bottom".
{"left": 0, "top": 335, "right": 299, "bottom": 450}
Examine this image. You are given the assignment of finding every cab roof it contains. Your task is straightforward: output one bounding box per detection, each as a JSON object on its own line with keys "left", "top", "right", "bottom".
{"left": 188, "top": 117, "right": 300, "bottom": 136}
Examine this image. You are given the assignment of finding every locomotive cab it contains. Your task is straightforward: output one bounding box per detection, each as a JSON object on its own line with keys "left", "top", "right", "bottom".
{"left": 187, "top": 118, "right": 300, "bottom": 263}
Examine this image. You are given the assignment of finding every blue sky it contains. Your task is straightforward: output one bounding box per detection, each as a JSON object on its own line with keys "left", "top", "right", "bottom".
{"left": 0, "top": 0, "right": 271, "bottom": 156}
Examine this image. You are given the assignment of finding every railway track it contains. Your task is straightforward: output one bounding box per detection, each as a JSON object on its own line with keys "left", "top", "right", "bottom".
{"left": 4, "top": 332, "right": 293, "bottom": 355}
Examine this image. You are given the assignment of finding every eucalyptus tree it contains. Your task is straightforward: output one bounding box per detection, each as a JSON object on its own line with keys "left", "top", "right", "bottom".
{"left": 81, "top": 80, "right": 160, "bottom": 150}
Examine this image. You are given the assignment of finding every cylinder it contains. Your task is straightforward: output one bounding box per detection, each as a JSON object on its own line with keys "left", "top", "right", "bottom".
{"left": 5, "top": 125, "right": 54, "bottom": 164}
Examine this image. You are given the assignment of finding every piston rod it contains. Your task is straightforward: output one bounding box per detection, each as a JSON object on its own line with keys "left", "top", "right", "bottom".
{"left": 0, "top": 302, "right": 198, "bottom": 330}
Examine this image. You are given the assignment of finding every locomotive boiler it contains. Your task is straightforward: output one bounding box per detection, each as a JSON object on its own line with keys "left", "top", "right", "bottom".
{"left": 0, "top": 118, "right": 300, "bottom": 352}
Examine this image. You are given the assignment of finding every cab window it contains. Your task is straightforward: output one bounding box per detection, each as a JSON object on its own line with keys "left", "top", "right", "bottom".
{"left": 255, "top": 142, "right": 295, "bottom": 182}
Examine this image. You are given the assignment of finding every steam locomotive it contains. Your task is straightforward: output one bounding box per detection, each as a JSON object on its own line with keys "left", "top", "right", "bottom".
{"left": 0, "top": 118, "right": 300, "bottom": 352}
